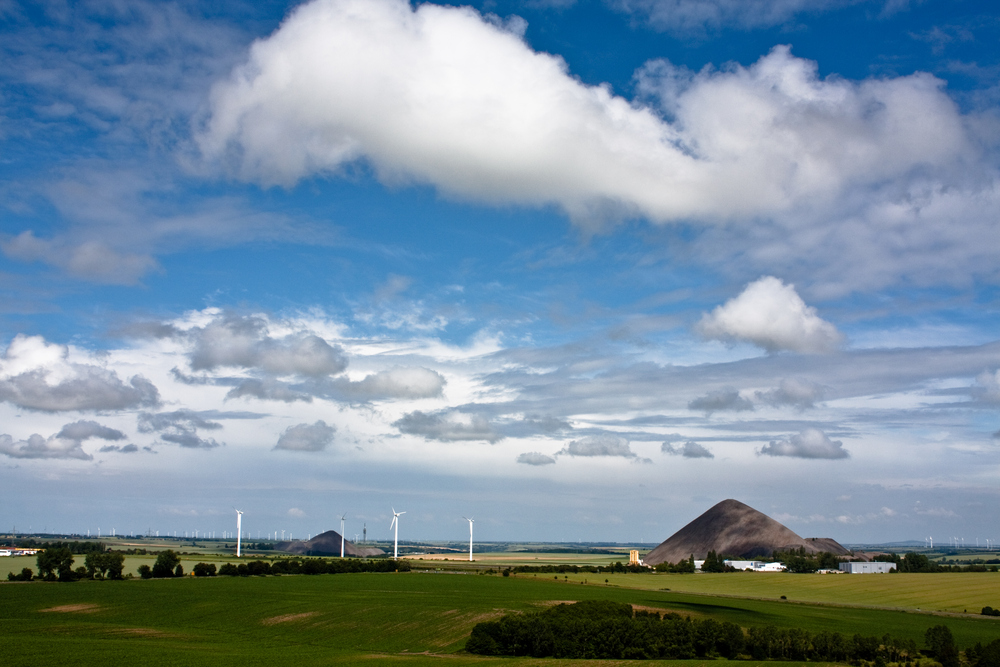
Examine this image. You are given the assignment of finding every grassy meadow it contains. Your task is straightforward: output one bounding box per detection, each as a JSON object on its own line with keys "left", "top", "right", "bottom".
{"left": 2, "top": 570, "right": 1000, "bottom": 666}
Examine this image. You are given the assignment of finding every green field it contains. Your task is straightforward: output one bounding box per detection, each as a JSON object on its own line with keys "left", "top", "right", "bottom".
{"left": 2, "top": 571, "right": 999, "bottom": 666}
{"left": 541, "top": 571, "right": 1000, "bottom": 615}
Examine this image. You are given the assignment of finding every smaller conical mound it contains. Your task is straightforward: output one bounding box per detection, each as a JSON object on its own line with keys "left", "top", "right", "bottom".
{"left": 643, "top": 499, "right": 848, "bottom": 566}
{"left": 277, "top": 530, "right": 385, "bottom": 557}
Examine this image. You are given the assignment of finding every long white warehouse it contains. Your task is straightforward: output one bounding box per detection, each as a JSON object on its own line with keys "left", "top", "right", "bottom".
{"left": 839, "top": 561, "right": 896, "bottom": 574}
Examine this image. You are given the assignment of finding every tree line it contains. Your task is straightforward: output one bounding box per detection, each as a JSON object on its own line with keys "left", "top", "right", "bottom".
{"left": 134, "top": 553, "right": 414, "bottom": 579}
{"left": 6, "top": 547, "right": 126, "bottom": 582}
{"left": 466, "top": 599, "right": 997, "bottom": 666}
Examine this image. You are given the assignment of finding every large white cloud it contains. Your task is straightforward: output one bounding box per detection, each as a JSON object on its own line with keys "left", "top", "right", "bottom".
{"left": 0, "top": 334, "right": 160, "bottom": 412}
{"left": 698, "top": 277, "right": 843, "bottom": 353}
{"left": 201, "top": 0, "right": 976, "bottom": 230}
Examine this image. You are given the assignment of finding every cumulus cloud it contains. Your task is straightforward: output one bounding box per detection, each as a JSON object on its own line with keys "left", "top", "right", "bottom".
{"left": 393, "top": 410, "right": 502, "bottom": 443}
{"left": 326, "top": 367, "right": 446, "bottom": 401}
{"left": 756, "top": 378, "right": 825, "bottom": 408}
{"left": 188, "top": 314, "right": 347, "bottom": 377}
{"left": 0, "top": 419, "right": 125, "bottom": 461}
{"left": 517, "top": 451, "right": 557, "bottom": 465}
{"left": 288, "top": 507, "right": 306, "bottom": 518}
{"left": 275, "top": 420, "right": 336, "bottom": 452}
{"left": 662, "top": 440, "right": 714, "bottom": 458}
{"left": 1, "top": 231, "right": 160, "bottom": 285}
{"left": 558, "top": 434, "right": 636, "bottom": 458}
{"left": 759, "top": 428, "right": 849, "bottom": 459}
{"left": 201, "top": 2, "right": 975, "bottom": 235}
{"left": 0, "top": 334, "right": 160, "bottom": 412}
{"left": 698, "top": 277, "right": 843, "bottom": 353}
{"left": 688, "top": 387, "right": 753, "bottom": 413}
{"left": 138, "top": 410, "right": 222, "bottom": 449}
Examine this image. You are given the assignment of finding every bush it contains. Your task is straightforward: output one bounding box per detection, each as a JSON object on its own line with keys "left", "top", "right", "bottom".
{"left": 218, "top": 563, "right": 238, "bottom": 576}
{"left": 7, "top": 568, "right": 33, "bottom": 582}
{"left": 137, "top": 564, "right": 152, "bottom": 579}
{"left": 192, "top": 562, "right": 217, "bottom": 577}
{"left": 982, "top": 606, "right": 1000, "bottom": 617}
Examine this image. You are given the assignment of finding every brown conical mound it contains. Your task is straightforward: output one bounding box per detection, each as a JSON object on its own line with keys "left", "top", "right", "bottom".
{"left": 277, "top": 530, "right": 385, "bottom": 558}
{"left": 643, "top": 499, "right": 849, "bottom": 566}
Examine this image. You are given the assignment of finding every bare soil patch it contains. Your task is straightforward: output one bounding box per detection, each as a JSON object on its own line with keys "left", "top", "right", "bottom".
{"left": 261, "top": 611, "right": 319, "bottom": 626}
{"left": 39, "top": 603, "right": 101, "bottom": 614}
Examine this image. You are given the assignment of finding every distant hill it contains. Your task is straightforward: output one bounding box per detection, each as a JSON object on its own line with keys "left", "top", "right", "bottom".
{"left": 643, "top": 499, "right": 849, "bottom": 566}
{"left": 277, "top": 530, "right": 385, "bottom": 558}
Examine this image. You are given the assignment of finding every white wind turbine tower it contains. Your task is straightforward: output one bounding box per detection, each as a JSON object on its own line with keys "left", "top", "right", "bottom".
{"left": 234, "top": 508, "right": 244, "bottom": 558}
{"left": 340, "top": 513, "right": 347, "bottom": 558}
{"left": 390, "top": 508, "right": 405, "bottom": 560}
{"left": 463, "top": 517, "right": 475, "bottom": 562}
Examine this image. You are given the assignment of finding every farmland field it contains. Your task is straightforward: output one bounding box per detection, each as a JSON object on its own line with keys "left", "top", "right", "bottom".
{"left": 2, "top": 571, "right": 999, "bottom": 666}
{"left": 542, "top": 571, "right": 1000, "bottom": 615}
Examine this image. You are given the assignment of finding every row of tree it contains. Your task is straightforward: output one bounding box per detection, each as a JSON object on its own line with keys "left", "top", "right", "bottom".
{"left": 873, "top": 553, "right": 1000, "bottom": 573}
{"left": 215, "top": 557, "right": 412, "bottom": 577}
{"left": 6, "top": 547, "right": 127, "bottom": 582}
{"left": 12, "top": 539, "right": 107, "bottom": 554}
{"left": 466, "top": 599, "right": 996, "bottom": 666}
{"left": 510, "top": 562, "right": 652, "bottom": 575}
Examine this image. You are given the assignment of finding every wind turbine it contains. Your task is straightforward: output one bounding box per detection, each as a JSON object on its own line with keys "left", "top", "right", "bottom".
{"left": 463, "top": 517, "right": 475, "bottom": 561}
{"left": 234, "top": 508, "right": 244, "bottom": 558}
{"left": 340, "top": 513, "right": 347, "bottom": 558}
{"left": 390, "top": 508, "right": 405, "bottom": 560}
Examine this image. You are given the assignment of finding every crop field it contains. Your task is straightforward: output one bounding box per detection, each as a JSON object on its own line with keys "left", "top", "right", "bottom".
{"left": 544, "top": 572, "right": 1000, "bottom": 615}
{"left": 2, "top": 571, "right": 999, "bottom": 666}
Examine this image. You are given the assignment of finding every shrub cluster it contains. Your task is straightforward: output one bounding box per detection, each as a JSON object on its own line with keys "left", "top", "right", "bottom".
{"left": 982, "top": 606, "right": 1000, "bottom": 617}
{"left": 465, "top": 600, "right": 929, "bottom": 662}
{"left": 216, "top": 557, "right": 411, "bottom": 577}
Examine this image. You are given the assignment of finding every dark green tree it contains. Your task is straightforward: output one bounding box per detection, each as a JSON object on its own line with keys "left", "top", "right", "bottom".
{"left": 151, "top": 550, "right": 181, "bottom": 578}
{"left": 925, "top": 625, "right": 960, "bottom": 667}
{"left": 193, "top": 562, "right": 217, "bottom": 577}
{"left": 105, "top": 552, "right": 125, "bottom": 580}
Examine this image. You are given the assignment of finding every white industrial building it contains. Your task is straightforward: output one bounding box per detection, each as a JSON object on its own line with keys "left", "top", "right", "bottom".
{"left": 839, "top": 561, "right": 896, "bottom": 574}
{"left": 724, "top": 560, "right": 787, "bottom": 572}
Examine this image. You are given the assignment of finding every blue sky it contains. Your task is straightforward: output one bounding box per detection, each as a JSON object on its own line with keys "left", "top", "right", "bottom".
{"left": 1, "top": 0, "right": 999, "bottom": 547}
